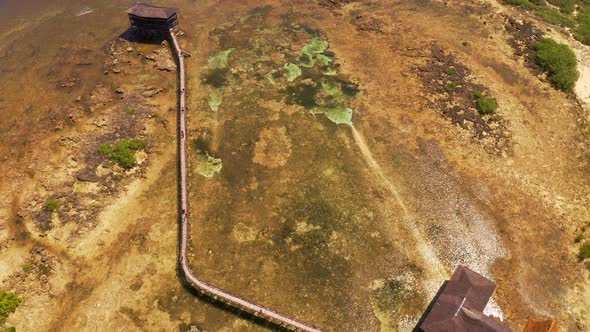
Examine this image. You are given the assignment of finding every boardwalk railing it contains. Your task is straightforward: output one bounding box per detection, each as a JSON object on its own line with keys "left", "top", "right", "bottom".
{"left": 169, "top": 30, "right": 324, "bottom": 332}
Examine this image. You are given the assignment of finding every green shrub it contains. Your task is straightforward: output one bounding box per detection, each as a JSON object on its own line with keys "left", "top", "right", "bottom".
{"left": 575, "top": 9, "right": 590, "bottom": 45}
{"left": 446, "top": 68, "right": 457, "bottom": 76}
{"left": 98, "top": 144, "right": 112, "bottom": 156}
{"left": 536, "top": 8, "right": 575, "bottom": 27}
{"left": 547, "top": 0, "right": 576, "bottom": 13}
{"left": 575, "top": 234, "right": 585, "bottom": 243}
{"left": 123, "top": 108, "right": 136, "bottom": 115}
{"left": 444, "top": 82, "right": 458, "bottom": 92}
{"left": 98, "top": 139, "right": 145, "bottom": 170}
{"left": 579, "top": 241, "right": 590, "bottom": 260}
{"left": 504, "top": 0, "right": 540, "bottom": 10}
{"left": 534, "top": 38, "right": 579, "bottom": 91}
{"left": 0, "top": 291, "right": 21, "bottom": 325}
{"left": 2, "top": 326, "right": 16, "bottom": 332}
{"left": 474, "top": 92, "right": 497, "bottom": 115}
{"left": 22, "top": 264, "right": 32, "bottom": 272}
{"left": 45, "top": 199, "right": 59, "bottom": 212}
{"left": 506, "top": 0, "right": 578, "bottom": 27}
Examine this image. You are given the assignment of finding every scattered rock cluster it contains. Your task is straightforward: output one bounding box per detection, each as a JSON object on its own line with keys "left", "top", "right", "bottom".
{"left": 145, "top": 42, "right": 177, "bottom": 72}
{"left": 350, "top": 15, "right": 386, "bottom": 34}
{"left": 3, "top": 247, "right": 60, "bottom": 296}
{"left": 104, "top": 39, "right": 136, "bottom": 75}
{"left": 418, "top": 46, "right": 509, "bottom": 152}
{"left": 504, "top": 16, "right": 544, "bottom": 75}
{"left": 22, "top": 35, "right": 178, "bottom": 236}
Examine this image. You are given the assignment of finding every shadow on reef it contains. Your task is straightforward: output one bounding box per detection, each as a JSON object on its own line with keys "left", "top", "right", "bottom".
{"left": 119, "top": 27, "right": 168, "bottom": 45}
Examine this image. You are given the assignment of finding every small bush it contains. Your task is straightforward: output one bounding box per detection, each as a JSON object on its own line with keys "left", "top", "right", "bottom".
{"left": 575, "top": 9, "right": 590, "bottom": 45}
{"left": 123, "top": 108, "right": 136, "bottom": 115}
{"left": 575, "top": 234, "right": 585, "bottom": 243}
{"left": 536, "top": 8, "right": 575, "bottom": 27}
{"left": 534, "top": 38, "right": 579, "bottom": 91}
{"left": 44, "top": 199, "right": 59, "bottom": 212}
{"left": 444, "top": 82, "right": 458, "bottom": 92}
{"left": 446, "top": 68, "right": 457, "bottom": 76}
{"left": 505, "top": 0, "right": 540, "bottom": 10}
{"left": 0, "top": 291, "right": 21, "bottom": 325}
{"left": 98, "top": 144, "right": 112, "bottom": 156}
{"left": 22, "top": 264, "right": 32, "bottom": 272}
{"left": 474, "top": 92, "right": 497, "bottom": 115}
{"left": 98, "top": 139, "right": 145, "bottom": 170}
{"left": 547, "top": 0, "right": 576, "bottom": 13}
{"left": 579, "top": 241, "right": 590, "bottom": 260}
{"left": 2, "top": 326, "right": 16, "bottom": 332}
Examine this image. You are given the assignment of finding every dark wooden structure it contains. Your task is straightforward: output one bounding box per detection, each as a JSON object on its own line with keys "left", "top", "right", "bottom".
{"left": 522, "top": 320, "right": 558, "bottom": 332}
{"left": 418, "top": 265, "right": 511, "bottom": 332}
{"left": 127, "top": 3, "right": 178, "bottom": 39}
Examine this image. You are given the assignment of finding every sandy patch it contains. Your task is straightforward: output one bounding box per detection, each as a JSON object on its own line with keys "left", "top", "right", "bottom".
{"left": 253, "top": 126, "right": 293, "bottom": 168}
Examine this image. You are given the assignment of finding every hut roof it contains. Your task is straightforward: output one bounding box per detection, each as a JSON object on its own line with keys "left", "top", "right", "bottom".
{"left": 127, "top": 3, "right": 176, "bottom": 19}
{"left": 442, "top": 265, "right": 497, "bottom": 311}
{"left": 422, "top": 307, "right": 510, "bottom": 332}
{"left": 522, "top": 319, "right": 558, "bottom": 332}
{"left": 419, "top": 265, "right": 510, "bottom": 332}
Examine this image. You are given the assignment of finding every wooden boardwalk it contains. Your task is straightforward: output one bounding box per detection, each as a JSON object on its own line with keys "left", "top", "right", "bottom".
{"left": 169, "top": 30, "right": 323, "bottom": 332}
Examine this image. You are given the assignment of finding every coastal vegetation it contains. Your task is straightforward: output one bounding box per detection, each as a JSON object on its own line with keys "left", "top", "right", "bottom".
{"left": 98, "top": 139, "right": 145, "bottom": 170}
{"left": 579, "top": 241, "right": 590, "bottom": 260}
{"left": 505, "top": 0, "right": 590, "bottom": 45}
{"left": 44, "top": 199, "right": 59, "bottom": 212}
{"left": 474, "top": 92, "right": 497, "bottom": 115}
{"left": 534, "top": 38, "right": 578, "bottom": 91}
{"left": 0, "top": 291, "right": 20, "bottom": 325}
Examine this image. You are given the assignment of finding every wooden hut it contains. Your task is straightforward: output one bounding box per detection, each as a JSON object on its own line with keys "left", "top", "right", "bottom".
{"left": 418, "top": 265, "right": 511, "bottom": 332}
{"left": 127, "top": 3, "right": 178, "bottom": 38}
{"left": 522, "top": 319, "right": 558, "bottom": 332}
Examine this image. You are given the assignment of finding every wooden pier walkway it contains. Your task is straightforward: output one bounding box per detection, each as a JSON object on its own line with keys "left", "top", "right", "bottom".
{"left": 169, "top": 30, "right": 323, "bottom": 332}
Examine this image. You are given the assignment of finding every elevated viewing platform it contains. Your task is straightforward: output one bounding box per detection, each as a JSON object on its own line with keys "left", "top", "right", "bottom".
{"left": 127, "top": 3, "right": 178, "bottom": 38}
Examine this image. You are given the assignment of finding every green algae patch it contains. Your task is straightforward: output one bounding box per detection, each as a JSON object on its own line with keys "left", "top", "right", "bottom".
{"left": 308, "top": 78, "right": 356, "bottom": 125}
{"left": 208, "top": 91, "right": 223, "bottom": 112}
{"left": 196, "top": 153, "right": 222, "bottom": 178}
{"left": 284, "top": 78, "right": 356, "bottom": 125}
{"left": 316, "top": 54, "right": 332, "bottom": 66}
{"left": 301, "top": 37, "right": 329, "bottom": 58}
{"left": 207, "top": 49, "right": 234, "bottom": 69}
{"left": 299, "top": 37, "right": 330, "bottom": 68}
{"left": 282, "top": 36, "right": 358, "bottom": 125}
{"left": 266, "top": 69, "right": 286, "bottom": 85}
{"left": 284, "top": 63, "right": 301, "bottom": 82}
{"left": 203, "top": 17, "right": 358, "bottom": 126}
{"left": 321, "top": 80, "right": 341, "bottom": 97}
{"left": 313, "top": 106, "right": 353, "bottom": 125}
{"left": 202, "top": 49, "right": 235, "bottom": 88}
{"left": 324, "top": 67, "right": 338, "bottom": 76}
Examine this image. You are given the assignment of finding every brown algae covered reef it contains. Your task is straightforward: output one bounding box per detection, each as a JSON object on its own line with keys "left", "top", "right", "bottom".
{"left": 187, "top": 5, "right": 430, "bottom": 331}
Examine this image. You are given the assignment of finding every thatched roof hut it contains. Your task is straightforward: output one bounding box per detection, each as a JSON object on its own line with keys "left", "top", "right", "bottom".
{"left": 419, "top": 265, "right": 510, "bottom": 332}
{"left": 127, "top": 3, "right": 178, "bottom": 33}
{"left": 522, "top": 319, "right": 558, "bottom": 332}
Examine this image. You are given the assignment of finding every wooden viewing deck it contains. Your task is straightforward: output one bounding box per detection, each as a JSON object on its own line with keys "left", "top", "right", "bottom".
{"left": 169, "top": 30, "right": 323, "bottom": 332}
